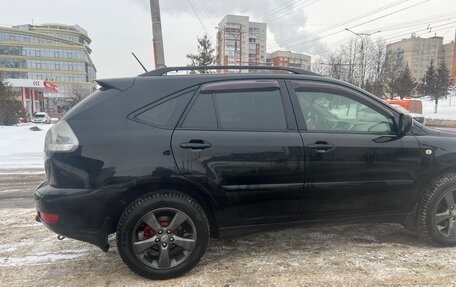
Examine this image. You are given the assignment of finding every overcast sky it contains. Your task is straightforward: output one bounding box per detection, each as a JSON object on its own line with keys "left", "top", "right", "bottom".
{"left": 1, "top": 0, "right": 455, "bottom": 78}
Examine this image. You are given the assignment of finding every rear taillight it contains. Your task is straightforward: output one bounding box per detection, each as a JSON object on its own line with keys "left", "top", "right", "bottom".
{"left": 39, "top": 211, "right": 59, "bottom": 224}
{"left": 45, "top": 120, "right": 79, "bottom": 152}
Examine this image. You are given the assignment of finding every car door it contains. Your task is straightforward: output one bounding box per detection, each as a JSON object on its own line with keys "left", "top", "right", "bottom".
{"left": 171, "top": 79, "right": 305, "bottom": 226}
{"left": 287, "top": 80, "right": 422, "bottom": 220}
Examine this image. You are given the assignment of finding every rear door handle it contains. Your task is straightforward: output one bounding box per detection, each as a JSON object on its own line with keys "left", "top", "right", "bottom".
{"left": 180, "top": 139, "right": 212, "bottom": 150}
{"left": 307, "top": 141, "right": 335, "bottom": 153}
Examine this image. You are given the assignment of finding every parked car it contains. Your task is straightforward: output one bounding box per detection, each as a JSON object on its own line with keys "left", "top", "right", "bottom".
{"left": 31, "top": 112, "right": 51, "bottom": 124}
{"left": 390, "top": 104, "right": 426, "bottom": 125}
{"left": 35, "top": 66, "right": 456, "bottom": 280}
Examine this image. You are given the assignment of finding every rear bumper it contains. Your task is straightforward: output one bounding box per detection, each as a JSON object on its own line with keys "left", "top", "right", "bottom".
{"left": 34, "top": 181, "right": 122, "bottom": 251}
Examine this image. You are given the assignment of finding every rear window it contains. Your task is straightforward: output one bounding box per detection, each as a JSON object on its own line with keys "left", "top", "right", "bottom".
{"left": 34, "top": 114, "right": 45, "bottom": 118}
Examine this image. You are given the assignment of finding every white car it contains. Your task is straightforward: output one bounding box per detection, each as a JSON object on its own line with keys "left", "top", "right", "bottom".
{"left": 31, "top": 112, "right": 51, "bottom": 124}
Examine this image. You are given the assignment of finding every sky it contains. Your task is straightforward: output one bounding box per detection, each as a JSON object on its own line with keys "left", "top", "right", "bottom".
{"left": 1, "top": 0, "right": 455, "bottom": 79}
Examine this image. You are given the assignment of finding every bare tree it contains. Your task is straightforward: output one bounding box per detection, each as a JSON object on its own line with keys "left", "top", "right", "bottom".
{"left": 311, "top": 59, "right": 328, "bottom": 75}
{"left": 67, "top": 86, "right": 93, "bottom": 109}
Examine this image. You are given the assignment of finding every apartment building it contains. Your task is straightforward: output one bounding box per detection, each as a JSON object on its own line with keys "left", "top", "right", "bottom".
{"left": 266, "top": 50, "right": 311, "bottom": 70}
{"left": 386, "top": 33, "right": 456, "bottom": 82}
{"left": 216, "top": 15, "right": 267, "bottom": 66}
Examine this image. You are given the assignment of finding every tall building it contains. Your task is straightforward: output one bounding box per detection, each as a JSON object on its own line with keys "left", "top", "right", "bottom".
{"left": 386, "top": 33, "right": 456, "bottom": 82}
{"left": 0, "top": 23, "right": 96, "bottom": 113}
{"left": 216, "top": 15, "right": 267, "bottom": 66}
{"left": 266, "top": 50, "right": 311, "bottom": 70}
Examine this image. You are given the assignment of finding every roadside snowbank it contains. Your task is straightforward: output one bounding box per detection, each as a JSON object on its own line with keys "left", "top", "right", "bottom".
{"left": 0, "top": 124, "right": 51, "bottom": 170}
{"left": 422, "top": 96, "right": 456, "bottom": 120}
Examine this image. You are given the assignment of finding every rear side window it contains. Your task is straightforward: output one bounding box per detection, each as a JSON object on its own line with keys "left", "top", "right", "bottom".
{"left": 182, "top": 94, "right": 217, "bottom": 129}
{"left": 136, "top": 98, "right": 176, "bottom": 126}
{"left": 214, "top": 90, "right": 287, "bottom": 130}
{"left": 133, "top": 88, "right": 195, "bottom": 128}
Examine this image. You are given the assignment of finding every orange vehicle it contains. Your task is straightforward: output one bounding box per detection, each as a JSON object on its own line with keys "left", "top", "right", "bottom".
{"left": 386, "top": 99, "right": 423, "bottom": 114}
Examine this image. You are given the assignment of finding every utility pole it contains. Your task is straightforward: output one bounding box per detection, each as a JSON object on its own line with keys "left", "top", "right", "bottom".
{"left": 150, "top": 0, "right": 165, "bottom": 69}
{"left": 345, "top": 28, "right": 380, "bottom": 88}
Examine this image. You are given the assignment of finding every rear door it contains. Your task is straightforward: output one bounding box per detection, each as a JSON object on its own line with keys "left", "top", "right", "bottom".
{"left": 171, "top": 80, "right": 305, "bottom": 226}
{"left": 287, "top": 80, "right": 421, "bottom": 219}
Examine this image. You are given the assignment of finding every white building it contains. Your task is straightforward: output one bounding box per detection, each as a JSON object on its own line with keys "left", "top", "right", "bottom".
{"left": 216, "top": 15, "right": 267, "bottom": 66}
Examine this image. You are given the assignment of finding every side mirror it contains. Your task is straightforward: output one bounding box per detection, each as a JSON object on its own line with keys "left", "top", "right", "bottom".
{"left": 400, "top": 113, "right": 413, "bottom": 135}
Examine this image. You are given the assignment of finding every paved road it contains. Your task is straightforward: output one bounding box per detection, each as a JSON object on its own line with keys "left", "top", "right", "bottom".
{"left": 2, "top": 171, "right": 456, "bottom": 286}
{"left": 0, "top": 169, "right": 43, "bottom": 209}
{"left": 433, "top": 126, "right": 456, "bottom": 132}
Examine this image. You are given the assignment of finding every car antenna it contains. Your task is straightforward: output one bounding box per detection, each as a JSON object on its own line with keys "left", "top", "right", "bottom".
{"left": 131, "top": 52, "right": 148, "bottom": 72}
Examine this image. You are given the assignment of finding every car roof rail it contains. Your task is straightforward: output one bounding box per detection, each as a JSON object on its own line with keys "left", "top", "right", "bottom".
{"left": 139, "top": 65, "right": 320, "bottom": 76}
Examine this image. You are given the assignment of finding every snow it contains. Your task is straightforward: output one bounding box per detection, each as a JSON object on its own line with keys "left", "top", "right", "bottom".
{"left": 0, "top": 249, "right": 90, "bottom": 266}
{"left": 422, "top": 96, "right": 456, "bottom": 120}
{"left": 0, "top": 124, "right": 51, "bottom": 170}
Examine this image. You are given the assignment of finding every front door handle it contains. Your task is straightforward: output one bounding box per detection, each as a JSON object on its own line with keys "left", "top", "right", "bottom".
{"left": 307, "top": 141, "right": 335, "bottom": 153}
{"left": 180, "top": 139, "right": 212, "bottom": 150}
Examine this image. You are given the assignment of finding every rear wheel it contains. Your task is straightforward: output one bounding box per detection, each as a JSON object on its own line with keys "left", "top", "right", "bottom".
{"left": 417, "top": 174, "right": 456, "bottom": 246}
{"left": 117, "top": 191, "right": 209, "bottom": 279}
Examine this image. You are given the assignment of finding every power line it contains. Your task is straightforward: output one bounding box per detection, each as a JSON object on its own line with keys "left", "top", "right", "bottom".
{"left": 268, "top": 0, "right": 319, "bottom": 23}
{"left": 347, "top": 0, "right": 430, "bottom": 30}
{"left": 198, "top": 0, "right": 218, "bottom": 27}
{"left": 271, "top": 0, "right": 430, "bottom": 51}
{"left": 187, "top": 0, "right": 209, "bottom": 35}
{"left": 268, "top": 0, "right": 411, "bottom": 50}
{"left": 252, "top": 0, "right": 300, "bottom": 22}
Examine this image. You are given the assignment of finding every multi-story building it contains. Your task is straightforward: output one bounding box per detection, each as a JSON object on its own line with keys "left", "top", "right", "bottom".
{"left": 266, "top": 50, "right": 311, "bottom": 70}
{"left": 216, "top": 15, "right": 267, "bottom": 67}
{"left": 0, "top": 23, "right": 96, "bottom": 114}
{"left": 386, "top": 33, "right": 456, "bottom": 82}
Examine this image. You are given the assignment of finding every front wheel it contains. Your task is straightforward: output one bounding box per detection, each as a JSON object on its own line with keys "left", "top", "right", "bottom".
{"left": 117, "top": 191, "right": 209, "bottom": 279}
{"left": 417, "top": 173, "right": 456, "bottom": 246}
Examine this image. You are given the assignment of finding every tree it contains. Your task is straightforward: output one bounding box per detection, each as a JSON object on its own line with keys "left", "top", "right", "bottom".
{"left": 0, "top": 73, "right": 24, "bottom": 125}
{"left": 420, "top": 62, "right": 440, "bottom": 113}
{"left": 366, "top": 39, "right": 388, "bottom": 97}
{"left": 394, "top": 64, "right": 417, "bottom": 99}
{"left": 186, "top": 34, "right": 215, "bottom": 73}
{"left": 384, "top": 49, "right": 404, "bottom": 99}
{"left": 67, "top": 86, "right": 93, "bottom": 109}
{"left": 435, "top": 60, "right": 451, "bottom": 112}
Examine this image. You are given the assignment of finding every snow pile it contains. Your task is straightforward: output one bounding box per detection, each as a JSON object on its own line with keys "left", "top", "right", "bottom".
{"left": 0, "top": 124, "right": 51, "bottom": 170}
{"left": 422, "top": 96, "right": 456, "bottom": 120}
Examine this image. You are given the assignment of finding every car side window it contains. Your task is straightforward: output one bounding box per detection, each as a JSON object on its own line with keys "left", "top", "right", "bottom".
{"left": 295, "top": 91, "right": 394, "bottom": 134}
{"left": 136, "top": 98, "right": 176, "bottom": 126}
{"left": 214, "top": 90, "right": 287, "bottom": 130}
{"left": 182, "top": 93, "right": 217, "bottom": 129}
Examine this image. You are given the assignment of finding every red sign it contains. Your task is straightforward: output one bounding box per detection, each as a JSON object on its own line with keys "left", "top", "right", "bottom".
{"left": 43, "top": 81, "right": 59, "bottom": 92}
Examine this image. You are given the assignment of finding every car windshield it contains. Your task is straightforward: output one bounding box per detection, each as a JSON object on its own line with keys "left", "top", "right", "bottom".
{"left": 34, "top": 114, "right": 45, "bottom": 118}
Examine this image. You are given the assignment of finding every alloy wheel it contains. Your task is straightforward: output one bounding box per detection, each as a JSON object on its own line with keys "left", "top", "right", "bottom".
{"left": 434, "top": 189, "right": 456, "bottom": 238}
{"left": 131, "top": 208, "right": 197, "bottom": 269}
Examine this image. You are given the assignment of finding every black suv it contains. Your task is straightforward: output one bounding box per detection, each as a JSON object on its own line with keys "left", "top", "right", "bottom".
{"left": 35, "top": 66, "right": 456, "bottom": 279}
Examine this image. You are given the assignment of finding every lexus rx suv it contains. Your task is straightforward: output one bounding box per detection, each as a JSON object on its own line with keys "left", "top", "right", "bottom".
{"left": 35, "top": 66, "right": 456, "bottom": 279}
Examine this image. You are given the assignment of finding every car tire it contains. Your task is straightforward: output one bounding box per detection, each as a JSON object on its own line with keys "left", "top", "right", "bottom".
{"left": 116, "top": 191, "right": 209, "bottom": 280}
{"left": 417, "top": 173, "right": 456, "bottom": 246}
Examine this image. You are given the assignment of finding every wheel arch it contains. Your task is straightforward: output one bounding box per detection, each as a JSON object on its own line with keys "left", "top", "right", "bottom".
{"left": 109, "top": 178, "right": 221, "bottom": 238}
{"left": 404, "top": 169, "right": 456, "bottom": 230}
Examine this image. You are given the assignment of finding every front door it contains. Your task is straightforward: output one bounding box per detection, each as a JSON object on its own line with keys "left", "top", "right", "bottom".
{"left": 171, "top": 80, "right": 305, "bottom": 226}
{"left": 287, "top": 80, "right": 421, "bottom": 220}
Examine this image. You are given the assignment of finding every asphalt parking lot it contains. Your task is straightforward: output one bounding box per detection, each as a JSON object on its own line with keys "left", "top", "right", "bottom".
{"left": 2, "top": 170, "right": 456, "bottom": 286}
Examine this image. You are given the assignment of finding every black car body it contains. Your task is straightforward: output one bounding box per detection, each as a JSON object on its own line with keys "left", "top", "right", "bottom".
{"left": 35, "top": 66, "right": 456, "bottom": 279}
